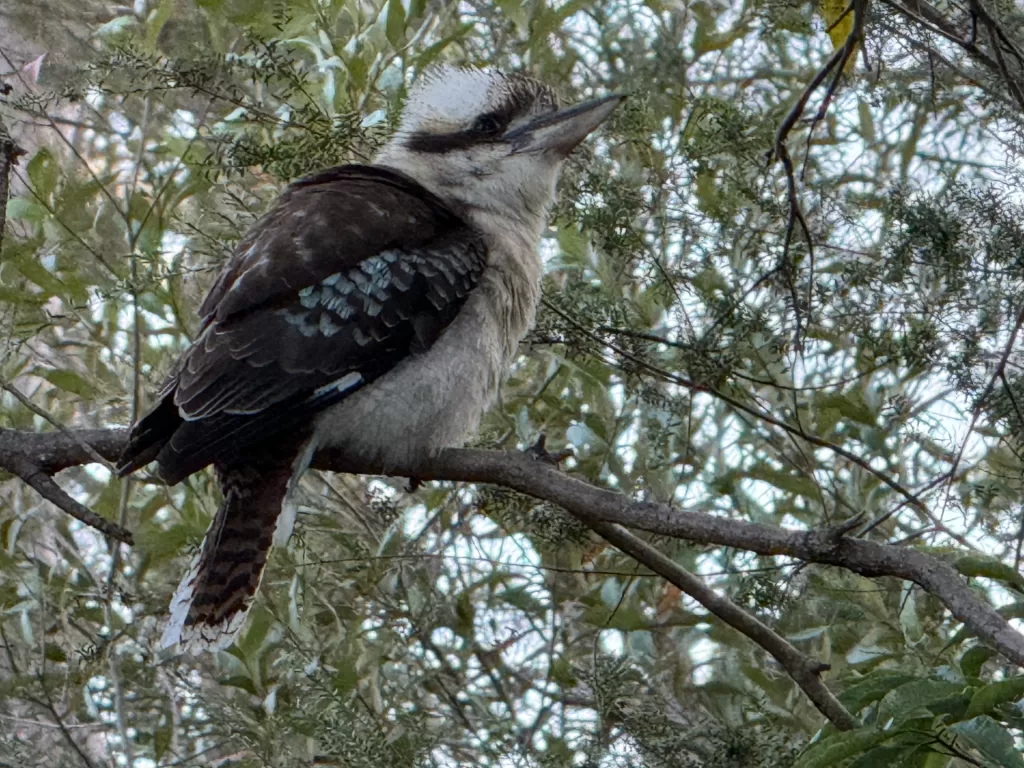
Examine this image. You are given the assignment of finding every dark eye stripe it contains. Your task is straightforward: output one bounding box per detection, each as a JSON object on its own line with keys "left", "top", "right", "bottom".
{"left": 404, "top": 99, "right": 521, "bottom": 154}
{"left": 405, "top": 115, "right": 510, "bottom": 154}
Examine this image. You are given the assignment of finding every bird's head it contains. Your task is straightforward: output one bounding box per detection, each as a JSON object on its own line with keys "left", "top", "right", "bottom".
{"left": 376, "top": 66, "right": 621, "bottom": 238}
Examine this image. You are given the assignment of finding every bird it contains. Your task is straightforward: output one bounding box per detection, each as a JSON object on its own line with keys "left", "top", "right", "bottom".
{"left": 116, "top": 65, "right": 621, "bottom": 654}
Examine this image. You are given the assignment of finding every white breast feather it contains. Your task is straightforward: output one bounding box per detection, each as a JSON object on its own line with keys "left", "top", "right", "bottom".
{"left": 312, "top": 249, "right": 542, "bottom": 469}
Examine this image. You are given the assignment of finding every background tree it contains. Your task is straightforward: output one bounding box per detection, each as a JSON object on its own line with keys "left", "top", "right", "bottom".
{"left": 2, "top": 0, "right": 1024, "bottom": 765}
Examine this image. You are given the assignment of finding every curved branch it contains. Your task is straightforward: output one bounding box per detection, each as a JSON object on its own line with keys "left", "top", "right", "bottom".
{"left": 589, "top": 521, "right": 860, "bottom": 731}
{"left": 363, "top": 446, "right": 1024, "bottom": 669}
{"left": 0, "top": 446, "right": 133, "bottom": 545}
{"left": 3, "top": 426, "right": 1024, "bottom": 690}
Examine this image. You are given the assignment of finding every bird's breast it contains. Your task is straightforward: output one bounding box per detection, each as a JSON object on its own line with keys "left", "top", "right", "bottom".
{"left": 312, "top": 259, "right": 540, "bottom": 469}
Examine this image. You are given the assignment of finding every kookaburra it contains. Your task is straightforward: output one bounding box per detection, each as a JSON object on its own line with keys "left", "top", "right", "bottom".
{"left": 117, "top": 66, "right": 620, "bottom": 653}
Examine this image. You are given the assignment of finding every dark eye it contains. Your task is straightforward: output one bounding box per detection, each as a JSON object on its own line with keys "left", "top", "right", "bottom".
{"left": 473, "top": 113, "right": 506, "bottom": 136}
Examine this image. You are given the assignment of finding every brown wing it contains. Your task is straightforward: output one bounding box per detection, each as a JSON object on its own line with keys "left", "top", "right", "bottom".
{"left": 117, "top": 165, "right": 487, "bottom": 484}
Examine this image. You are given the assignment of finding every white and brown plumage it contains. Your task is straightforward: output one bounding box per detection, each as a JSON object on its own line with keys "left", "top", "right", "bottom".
{"left": 117, "top": 66, "right": 621, "bottom": 654}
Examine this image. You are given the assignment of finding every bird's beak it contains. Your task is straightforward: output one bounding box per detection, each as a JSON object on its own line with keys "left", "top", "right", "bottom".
{"left": 507, "top": 94, "right": 624, "bottom": 156}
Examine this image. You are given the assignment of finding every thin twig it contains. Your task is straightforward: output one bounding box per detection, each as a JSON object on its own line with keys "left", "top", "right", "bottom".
{"left": 768, "top": 0, "right": 868, "bottom": 351}
{"left": 106, "top": 653, "right": 134, "bottom": 766}
{"left": 591, "top": 521, "right": 860, "bottom": 730}
{"left": 545, "top": 300, "right": 930, "bottom": 513}
{"left": 35, "top": 667, "right": 100, "bottom": 768}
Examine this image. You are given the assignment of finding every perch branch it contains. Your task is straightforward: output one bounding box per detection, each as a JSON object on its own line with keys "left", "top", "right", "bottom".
{"left": 2, "top": 426, "right": 1024, "bottom": 678}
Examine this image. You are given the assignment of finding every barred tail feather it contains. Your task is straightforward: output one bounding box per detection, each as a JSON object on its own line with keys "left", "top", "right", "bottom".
{"left": 160, "top": 443, "right": 309, "bottom": 654}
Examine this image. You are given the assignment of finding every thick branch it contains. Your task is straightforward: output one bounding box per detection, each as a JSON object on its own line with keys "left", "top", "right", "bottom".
{"left": 1, "top": 427, "right": 127, "bottom": 474}
{"left": 3, "top": 425, "right": 1024, "bottom": 674}
{"left": 0, "top": 450, "right": 133, "bottom": 545}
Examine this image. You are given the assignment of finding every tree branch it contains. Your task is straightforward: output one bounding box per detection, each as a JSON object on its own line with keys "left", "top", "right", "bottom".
{"left": 3, "top": 425, "right": 1024, "bottom": 679}
{"left": 588, "top": 521, "right": 860, "bottom": 731}
{"left": 0, "top": 108, "right": 132, "bottom": 546}
{"left": 0, "top": 449, "right": 133, "bottom": 545}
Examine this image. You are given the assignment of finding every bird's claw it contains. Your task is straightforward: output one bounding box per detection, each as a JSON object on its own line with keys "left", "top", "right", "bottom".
{"left": 524, "top": 434, "right": 573, "bottom": 466}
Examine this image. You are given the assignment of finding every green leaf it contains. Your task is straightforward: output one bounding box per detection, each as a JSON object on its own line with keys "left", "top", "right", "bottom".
{"left": 947, "top": 716, "right": 1024, "bottom": 768}
{"left": 960, "top": 646, "right": 996, "bottom": 678}
{"left": 385, "top": 0, "right": 407, "bottom": 48}
{"left": 42, "top": 370, "right": 99, "bottom": 399}
{"left": 746, "top": 464, "right": 821, "bottom": 501}
{"left": 454, "top": 590, "right": 475, "bottom": 638}
{"left": 27, "top": 149, "right": 59, "bottom": 202}
{"left": 816, "top": 392, "right": 877, "bottom": 427}
{"left": 496, "top": 0, "right": 529, "bottom": 31}
{"left": 694, "top": 169, "right": 720, "bottom": 215}
{"left": 499, "top": 585, "right": 547, "bottom": 615}
{"left": 415, "top": 24, "right": 473, "bottom": 72}
{"left": 857, "top": 100, "right": 875, "bottom": 143}
{"left": 549, "top": 658, "right": 576, "bottom": 687}
{"left": 237, "top": 605, "right": 273, "bottom": 657}
{"left": 922, "top": 752, "right": 952, "bottom": 768}
{"left": 848, "top": 745, "right": 915, "bottom": 768}
{"left": 145, "top": 0, "right": 176, "bottom": 49}
{"left": 690, "top": 265, "right": 729, "bottom": 296}
{"left": 529, "top": 0, "right": 593, "bottom": 44}
{"left": 815, "top": 406, "right": 842, "bottom": 435}
{"left": 582, "top": 602, "right": 652, "bottom": 632}
{"left": 133, "top": 521, "right": 199, "bottom": 563}
{"left": 6, "top": 197, "right": 45, "bottom": 224}
{"left": 154, "top": 725, "right": 171, "bottom": 763}
{"left": 333, "top": 664, "right": 358, "bottom": 696}
{"left": 0, "top": 287, "right": 46, "bottom": 307}
{"left": 876, "top": 679, "right": 965, "bottom": 728}
{"left": 14, "top": 257, "right": 67, "bottom": 299}
{"left": 839, "top": 671, "right": 921, "bottom": 716}
{"left": 218, "top": 675, "right": 259, "bottom": 696}
{"left": 793, "top": 727, "right": 889, "bottom": 768}
{"left": 963, "top": 676, "right": 1024, "bottom": 719}
{"left": 899, "top": 587, "right": 922, "bottom": 642}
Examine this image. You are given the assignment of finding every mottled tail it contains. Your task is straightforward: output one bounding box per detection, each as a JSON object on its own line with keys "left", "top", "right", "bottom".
{"left": 160, "top": 448, "right": 307, "bottom": 654}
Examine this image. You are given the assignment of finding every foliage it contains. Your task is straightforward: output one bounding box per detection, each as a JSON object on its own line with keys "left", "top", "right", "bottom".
{"left": 2, "top": 0, "right": 1024, "bottom": 765}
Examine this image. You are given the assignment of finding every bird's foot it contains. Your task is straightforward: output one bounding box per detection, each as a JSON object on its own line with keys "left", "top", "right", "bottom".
{"left": 524, "top": 434, "right": 573, "bottom": 467}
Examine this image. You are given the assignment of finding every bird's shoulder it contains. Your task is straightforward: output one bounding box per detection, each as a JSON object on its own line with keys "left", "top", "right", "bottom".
{"left": 200, "top": 164, "right": 480, "bottom": 324}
